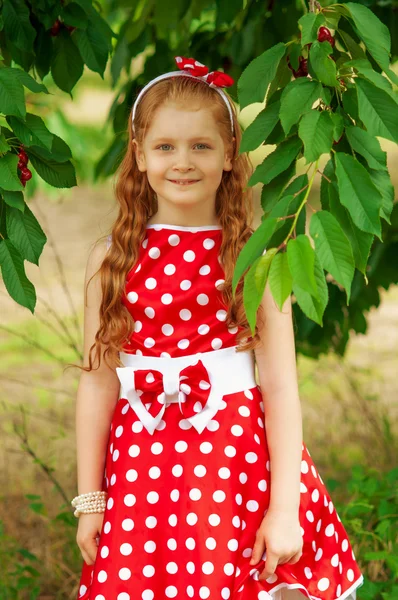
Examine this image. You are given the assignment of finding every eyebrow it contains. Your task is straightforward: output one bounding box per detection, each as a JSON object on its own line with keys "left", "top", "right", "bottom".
{"left": 150, "top": 136, "right": 215, "bottom": 143}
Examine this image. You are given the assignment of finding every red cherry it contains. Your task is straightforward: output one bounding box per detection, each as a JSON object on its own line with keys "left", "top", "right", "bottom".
{"left": 299, "top": 57, "right": 308, "bottom": 75}
{"left": 50, "top": 20, "right": 61, "bottom": 36}
{"left": 18, "top": 149, "right": 28, "bottom": 163}
{"left": 318, "top": 26, "right": 332, "bottom": 42}
{"left": 17, "top": 160, "right": 26, "bottom": 170}
{"left": 20, "top": 167, "right": 32, "bottom": 181}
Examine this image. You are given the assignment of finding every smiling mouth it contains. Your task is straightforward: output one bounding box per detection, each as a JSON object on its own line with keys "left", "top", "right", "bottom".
{"left": 168, "top": 179, "right": 200, "bottom": 185}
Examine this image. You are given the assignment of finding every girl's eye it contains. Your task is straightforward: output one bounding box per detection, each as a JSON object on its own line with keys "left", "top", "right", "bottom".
{"left": 157, "top": 144, "right": 210, "bottom": 151}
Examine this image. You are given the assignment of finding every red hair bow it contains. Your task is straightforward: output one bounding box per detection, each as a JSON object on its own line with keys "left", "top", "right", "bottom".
{"left": 174, "top": 56, "right": 234, "bottom": 87}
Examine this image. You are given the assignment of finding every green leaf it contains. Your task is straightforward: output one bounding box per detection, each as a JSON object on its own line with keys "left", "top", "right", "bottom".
{"left": 345, "top": 2, "right": 391, "bottom": 72}
{"left": 346, "top": 126, "right": 387, "bottom": 171}
{"left": 261, "top": 163, "right": 296, "bottom": 214}
{"left": 320, "top": 158, "right": 334, "bottom": 211}
{"left": 6, "top": 204, "right": 47, "bottom": 265}
{"left": 2, "top": 0, "right": 36, "bottom": 51}
{"left": 267, "top": 48, "right": 291, "bottom": 101}
{"left": 337, "top": 30, "right": 366, "bottom": 60}
{"left": 0, "top": 239, "right": 36, "bottom": 313}
{"left": 330, "top": 112, "right": 344, "bottom": 142}
{"left": 249, "top": 136, "right": 302, "bottom": 187}
{"left": 0, "top": 67, "right": 26, "bottom": 119}
{"left": 298, "top": 110, "right": 334, "bottom": 163}
{"left": 232, "top": 218, "right": 278, "bottom": 296}
{"left": 73, "top": 23, "right": 108, "bottom": 77}
{"left": 292, "top": 253, "right": 328, "bottom": 326}
{"left": 356, "top": 78, "right": 398, "bottom": 144}
{"left": 289, "top": 43, "right": 301, "bottom": 71}
{"left": 6, "top": 113, "right": 54, "bottom": 151}
{"left": 12, "top": 68, "right": 49, "bottom": 94}
{"left": 238, "top": 43, "right": 286, "bottom": 110}
{"left": 51, "top": 29, "right": 84, "bottom": 94}
{"left": 287, "top": 234, "right": 318, "bottom": 299}
{"left": 0, "top": 189, "right": 25, "bottom": 211}
{"left": 0, "top": 154, "right": 24, "bottom": 192}
{"left": 240, "top": 100, "right": 280, "bottom": 154}
{"left": 328, "top": 181, "right": 373, "bottom": 275}
{"left": 62, "top": 2, "right": 89, "bottom": 28}
{"left": 28, "top": 152, "right": 77, "bottom": 188}
{"left": 268, "top": 252, "right": 293, "bottom": 311}
{"left": 310, "top": 210, "right": 355, "bottom": 304}
{"left": 279, "top": 78, "right": 323, "bottom": 135}
{"left": 298, "top": 12, "right": 325, "bottom": 47}
{"left": 244, "top": 248, "right": 278, "bottom": 335}
{"left": 309, "top": 40, "right": 338, "bottom": 87}
{"left": 368, "top": 168, "right": 394, "bottom": 224}
{"left": 344, "top": 58, "right": 395, "bottom": 99}
{"left": 334, "top": 152, "right": 382, "bottom": 238}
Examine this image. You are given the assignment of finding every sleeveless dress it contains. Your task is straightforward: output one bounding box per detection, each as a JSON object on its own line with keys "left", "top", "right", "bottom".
{"left": 76, "top": 223, "right": 365, "bottom": 600}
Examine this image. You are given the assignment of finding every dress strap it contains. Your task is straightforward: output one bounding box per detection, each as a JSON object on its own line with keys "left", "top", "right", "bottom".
{"left": 106, "top": 234, "right": 112, "bottom": 250}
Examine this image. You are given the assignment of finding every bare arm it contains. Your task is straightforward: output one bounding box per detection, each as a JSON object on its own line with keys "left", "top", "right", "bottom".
{"left": 254, "top": 279, "right": 303, "bottom": 515}
{"left": 75, "top": 241, "right": 121, "bottom": 495}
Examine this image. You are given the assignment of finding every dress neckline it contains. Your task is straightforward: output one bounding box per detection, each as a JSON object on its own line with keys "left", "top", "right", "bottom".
{"left": 146, "top": 223, "right": 222, "bottom": 232}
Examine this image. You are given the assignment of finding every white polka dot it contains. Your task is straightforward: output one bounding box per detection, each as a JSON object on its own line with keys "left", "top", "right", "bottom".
{"left": 97, "top": 570, "right": 107, "bottom": 583}
{"left": 164, "top": 263, "right": 176, "bottom": 275}
{"left": 168, "top": 233, "right": 180, "bottom": 246}
{"left": 119, "top": 567, "right": 131, "bottom": 580}
{"left": 148, "top": 247, "right": 160, "bottom": 259}
{"left": 341, "top": 538, "right": 349, "bottom": 552}
{"left": 120, "top": 543, "right": 133, "bottom": 556}
{"left": 144, "top": 306, "right": 155, "bottom": 318}
{"left": 213, "top": 490, "right": 226, "bottom": 502}
{"left": 161, "top": 293, "right": 173, "bottom": 304}
{"left": 122, "top": 518, "right": 134, "bottom": 531}
{"left": 347, "top": 568, "right": 354, "bottom": 582}
{"left": 197, "top": 293, "right": 209, "bottom": 305}
{"left": 162, "top": 324, "right": 174, "bottom": 336}
{"left": 325, "top": 523, "right": 335, "bottom": 537}
{"left": 199, "top": 265, "right": 211, "bottom": 275}
{"left": 317, "top": 577, "right": 330, "bottom": 591}
{"left": 246, "top": 500, "right": 259, "bottom": 512}
{"left": 211, "top": 338, "right": 222, "bottom": 349}
{"left": 304, "top": 567, "right": 312, "bottom": 579}
{"left": 311, "top": 489, "right": 320, "bottom": 502}
{"left": 103, "top": 521, "right": 111, "bottom": 534}
{"left": 198, "top": 324, "right": 210, "bottom": 335}
{"left": 203, "top": 238, "right": 215, "bottom": 249}
{"left": 301, "top": 460, "right": 309, "bottom": 473}
{"left": 209, "top": 514, "right": 221, "bottom": 526}
{"left": 180, "top": 279, "right": 191, "bottom": 290}
{"left": 145, "top": 277, "right": 157, "bottom": 290}
{"left": 180, "top": 309, "right": 192, "bottom": 320}
{"left": 127, "top": 291, "right": 138, "bottom": 303}
{"left": 315, "top": 548, "right": 323, "bottom": 561}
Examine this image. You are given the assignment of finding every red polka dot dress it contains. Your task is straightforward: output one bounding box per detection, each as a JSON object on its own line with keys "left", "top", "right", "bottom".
{"left": 76, "top": 224, "right": 365, "bottom": 600}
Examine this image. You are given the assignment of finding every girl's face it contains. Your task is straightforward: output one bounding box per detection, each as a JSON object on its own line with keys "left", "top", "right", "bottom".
{"left": 133, "top": 103, "right": 234, "bottom": 221}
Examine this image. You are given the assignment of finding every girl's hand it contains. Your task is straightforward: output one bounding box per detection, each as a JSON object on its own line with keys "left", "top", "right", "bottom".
{"left": 76, "top": 512, "right": 105, "bottom": 566}
{"left": 249, "top": 508, "right": 303, "bottom": 581}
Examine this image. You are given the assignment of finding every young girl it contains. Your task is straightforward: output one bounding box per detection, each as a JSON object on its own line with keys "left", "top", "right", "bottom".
{"left": 72, "top": 56, "right": 365, "bottom": 600}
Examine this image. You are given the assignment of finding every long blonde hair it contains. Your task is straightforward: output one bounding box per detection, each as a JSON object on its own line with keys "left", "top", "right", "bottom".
{"left": 72, "top": 74, "right": 264, "bottom": 373}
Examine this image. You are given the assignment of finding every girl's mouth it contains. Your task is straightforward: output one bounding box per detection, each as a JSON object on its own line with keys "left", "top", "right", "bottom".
{"left": 168, "top": 180, "right": 200, "bottom": 186}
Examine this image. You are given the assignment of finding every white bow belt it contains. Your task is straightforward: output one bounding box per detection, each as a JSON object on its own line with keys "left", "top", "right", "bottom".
{"left": 116, "top": 345, "right": 257, "bottom": 435}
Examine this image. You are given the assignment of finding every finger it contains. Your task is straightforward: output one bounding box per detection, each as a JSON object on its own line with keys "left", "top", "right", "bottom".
{"left": 82, "top": 540, "right": 98, "bottom": 565}
{"left": 286, "top": 550, "right": 303, "bottom": 565}
{"left": 259, "top": 555, "right": 279, "bottom": 580}
{"left": 81, "top": 548, "right": 94, "bottom": 566}
{"left": 249, "top": 538, "right": 265, "bottom": 565}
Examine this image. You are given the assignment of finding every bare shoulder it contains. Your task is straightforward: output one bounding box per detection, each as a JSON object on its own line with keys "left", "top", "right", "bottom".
{"left": 254, "top": 278, "right": 297, "bottom": 395}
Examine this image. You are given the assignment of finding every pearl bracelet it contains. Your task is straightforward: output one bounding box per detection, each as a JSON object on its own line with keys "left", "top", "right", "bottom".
{"left": 71, "top": 490, "right": 108, "bottom": 518}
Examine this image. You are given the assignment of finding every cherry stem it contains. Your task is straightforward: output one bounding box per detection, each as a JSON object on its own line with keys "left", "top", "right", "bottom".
{"left": 318, "top": 170, "right": 331, "bottom": 183}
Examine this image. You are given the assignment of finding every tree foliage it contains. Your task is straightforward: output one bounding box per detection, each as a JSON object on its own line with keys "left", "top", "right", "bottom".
{"left": 0, "top": 0, "right": 397, "bottom": 359}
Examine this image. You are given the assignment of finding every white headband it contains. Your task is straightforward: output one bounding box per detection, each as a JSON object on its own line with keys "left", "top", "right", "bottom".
{"left": 131, "top": 70, "right": 235, "bottom": 135}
